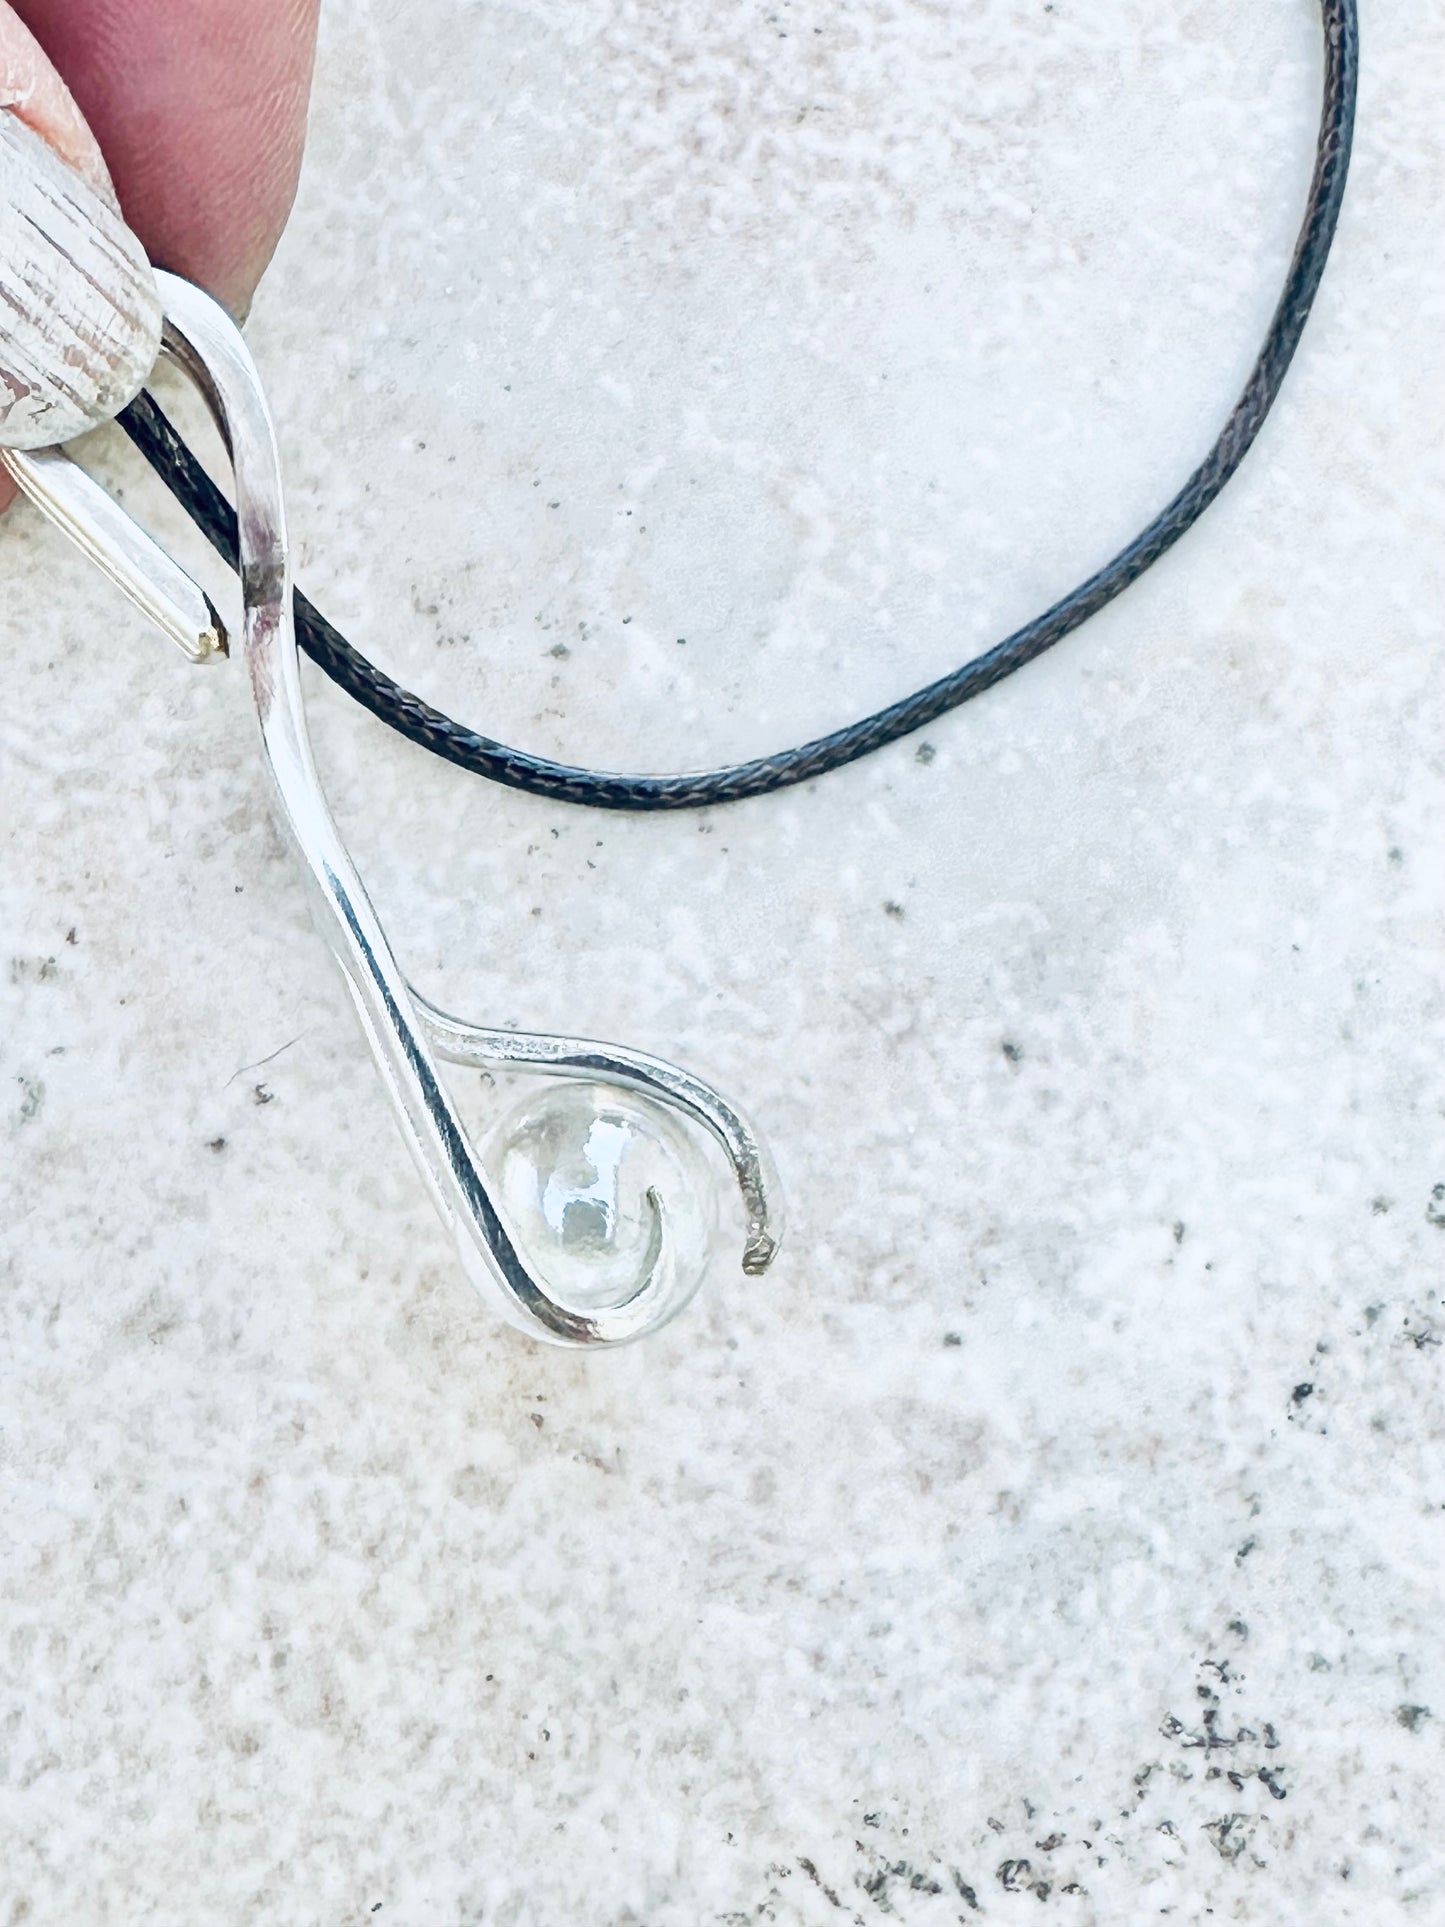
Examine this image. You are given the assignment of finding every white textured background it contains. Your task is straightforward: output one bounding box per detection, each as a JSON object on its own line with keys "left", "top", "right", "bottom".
{"left": 2, "top": 1, "right": 1443, "bottom": 1921}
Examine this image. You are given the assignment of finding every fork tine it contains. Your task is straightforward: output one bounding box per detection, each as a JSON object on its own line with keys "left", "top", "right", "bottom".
{"left": 1, "top": 443, "right": 227, "bottom": 661}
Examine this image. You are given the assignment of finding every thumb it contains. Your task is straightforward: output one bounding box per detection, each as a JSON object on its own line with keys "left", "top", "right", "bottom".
{"left": 12, "top": 0, "right": 320, "bottom": 319}
{"left": 0, "top": 1, "right": 110, "bottom": 192}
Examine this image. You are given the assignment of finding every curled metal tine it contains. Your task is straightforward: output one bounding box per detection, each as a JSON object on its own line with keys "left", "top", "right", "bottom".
{"left": 13, "top": 269, "right": 780, "bottom": 1347}
{"left": 412, "top": 994, "right": 781, "bottom": 1275}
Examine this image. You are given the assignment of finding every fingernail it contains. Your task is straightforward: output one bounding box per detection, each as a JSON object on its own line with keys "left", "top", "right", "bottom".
{"left": 0, "top": 111, "right": 161, "bottom": 451}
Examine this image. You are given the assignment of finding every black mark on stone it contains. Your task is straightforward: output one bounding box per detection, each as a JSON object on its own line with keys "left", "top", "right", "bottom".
{"left": 951, "top": 1869, "right": 980, "bottom": 1909}
{"left": 797, "top": 1859, "right": 841, "bottom": 1907}
{"left": 864, "top": 1860, "right": 940, "bottom": 1898}
{"left": 10, "top": 955, "right": 58, "bottom": 985}
{"left": 1203, "top": 1813, "right": 1256, "bottom": 1861}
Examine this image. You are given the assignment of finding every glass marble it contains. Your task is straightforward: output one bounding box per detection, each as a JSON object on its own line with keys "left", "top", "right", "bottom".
{"left": 485, "top": 1082, "right": 722, "bottom": 1314}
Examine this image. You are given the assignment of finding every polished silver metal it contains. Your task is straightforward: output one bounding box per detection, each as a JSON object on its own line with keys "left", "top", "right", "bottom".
{"left": 415, "top": 993, "right": 780, "bottom": 1275}
{"left": 10, "top": 270, "right": 781, "bottom": 1348}
{"left": 1, "top": 444, "right": 227, "bottom": 660}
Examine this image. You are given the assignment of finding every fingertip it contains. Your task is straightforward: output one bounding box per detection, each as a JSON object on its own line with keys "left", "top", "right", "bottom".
{"left": 13, "top": 0, "right": 321, "bottom": 316}
{"left": 0, "top": 1, "right": 114, "bottom": 200}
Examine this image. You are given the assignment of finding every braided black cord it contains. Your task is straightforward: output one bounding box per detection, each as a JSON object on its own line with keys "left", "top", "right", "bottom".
{"left": 119, "top": 0, "right": 1356, "bottom": 814}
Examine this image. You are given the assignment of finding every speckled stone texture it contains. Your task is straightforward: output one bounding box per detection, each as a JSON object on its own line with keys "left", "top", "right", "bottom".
{"left": 1, "top": 1, "right": 1442, "bottom": 1921}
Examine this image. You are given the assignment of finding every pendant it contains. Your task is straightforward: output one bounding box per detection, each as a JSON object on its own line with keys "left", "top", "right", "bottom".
{"left": 0, "top": 134, "right": 782, "bottom": 1347}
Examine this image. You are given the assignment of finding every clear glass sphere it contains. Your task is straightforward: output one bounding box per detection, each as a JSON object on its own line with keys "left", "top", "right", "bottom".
{"left": 484, "top": 1082, "right": 722, "bottom": 1315}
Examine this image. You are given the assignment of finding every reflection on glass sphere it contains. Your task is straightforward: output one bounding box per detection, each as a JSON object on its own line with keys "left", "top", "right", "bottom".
{"left": 485, "top": 1082, "right": 721, "bottom": 1314}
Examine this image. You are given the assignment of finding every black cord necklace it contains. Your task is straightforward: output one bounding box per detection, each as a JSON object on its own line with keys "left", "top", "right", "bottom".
{"left": 0, "top": 0, "right": 1362, "bottom": 1346}
{"left": 119, "top": 0, "right": 1357, "bottom": 815}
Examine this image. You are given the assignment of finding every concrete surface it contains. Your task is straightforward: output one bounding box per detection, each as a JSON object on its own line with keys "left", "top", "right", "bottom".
{"left": 2, "top": 1, "right": 1443, "bottom": 1921}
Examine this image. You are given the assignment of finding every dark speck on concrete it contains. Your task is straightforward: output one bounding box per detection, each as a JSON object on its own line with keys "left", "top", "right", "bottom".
{"left": 797, "top": 1859, "right": 840, "bottom": 1907}
{"left": 1204, "top": 1814, "right": 1256, "bottom": 1861}
{"left": 952, "top": 1870, "right": 980, "bottom": 1909}
{"left": 1396, "top": 1704, "right": 1431, "bottom": 1732}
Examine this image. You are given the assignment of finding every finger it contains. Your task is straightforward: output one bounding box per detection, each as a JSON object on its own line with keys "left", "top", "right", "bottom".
{"left": 13, "top": 0, "right": 320, "bottom": 316}
{"left": 0, "top": 1, "right": 110, "bottom": 195}
{"left": 0, "top": 1, "right": 117, "bottom": 509}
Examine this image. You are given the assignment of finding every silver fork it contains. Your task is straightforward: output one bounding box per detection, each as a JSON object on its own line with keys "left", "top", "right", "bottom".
{"left": 1, "top": 170, "right": 781, "bottom": 1347}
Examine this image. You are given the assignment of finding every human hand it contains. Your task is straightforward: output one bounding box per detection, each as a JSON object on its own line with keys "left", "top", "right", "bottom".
{"left": 2, "top": 0, "right": 320, "bottom": 316}
{"left": 0, "top": 0, "right": 318, "bottom": 501}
